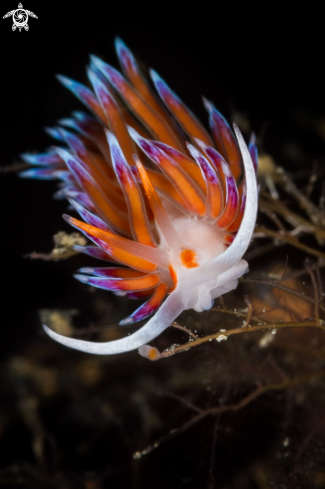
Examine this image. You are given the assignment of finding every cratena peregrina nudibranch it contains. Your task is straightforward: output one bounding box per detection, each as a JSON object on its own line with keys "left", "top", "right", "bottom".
{"left": 20, "top": 38, "right": 258, "bottom": 359}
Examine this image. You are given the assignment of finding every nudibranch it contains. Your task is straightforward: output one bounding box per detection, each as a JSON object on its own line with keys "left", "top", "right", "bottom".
{"left": 21, "top": 38, "right": 258, "bottom": 357}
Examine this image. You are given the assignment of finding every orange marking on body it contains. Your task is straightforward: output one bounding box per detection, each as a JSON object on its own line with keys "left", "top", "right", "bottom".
{"left": 169, "top": 265, "right": 178, "bottom": 292}
{"left": 180, "top": 249, "right": 199, "bottom": 268}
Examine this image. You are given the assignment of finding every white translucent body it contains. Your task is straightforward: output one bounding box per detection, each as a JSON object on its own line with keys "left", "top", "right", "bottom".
{"left": 44, "top": 126, "right": 257, "bottom": 355}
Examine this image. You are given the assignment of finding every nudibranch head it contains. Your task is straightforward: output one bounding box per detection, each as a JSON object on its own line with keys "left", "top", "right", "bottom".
{"left": 21, "top": 38, "right": 258, "bottom": 356}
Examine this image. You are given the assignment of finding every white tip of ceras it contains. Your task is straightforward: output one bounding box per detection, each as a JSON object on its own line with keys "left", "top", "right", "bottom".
{"left": 185, "top": 142, "right": 201, "bottom": 159}
{"left": 202, "top": 96, "right": 214, "bottom": 113}
{"left": 119, "top": 317, "right": 133, "bottom": 326}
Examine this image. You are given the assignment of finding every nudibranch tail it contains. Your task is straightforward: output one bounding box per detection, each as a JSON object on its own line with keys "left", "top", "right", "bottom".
{"left": 22, "top": 39, "right": 258, "bottom": 356}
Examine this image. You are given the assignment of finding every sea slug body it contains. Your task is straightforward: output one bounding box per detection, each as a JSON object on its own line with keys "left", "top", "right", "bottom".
{"left": 20, "top": 38, "right": 258, "bottom": 357}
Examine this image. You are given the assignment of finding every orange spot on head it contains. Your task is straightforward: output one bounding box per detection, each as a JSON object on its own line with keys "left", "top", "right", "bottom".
{"left": 169, "top": 265, "right": 178, "bottom": 292}
{"left": 180, "top": 249, "right": 199, "bottom": 268}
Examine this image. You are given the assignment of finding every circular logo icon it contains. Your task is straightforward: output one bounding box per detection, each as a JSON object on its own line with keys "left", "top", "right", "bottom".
{"left": 3, "top": 4, "right": 38, "bottom": 32}
{"left": 12, "top": 8, "right": 28, "bottom": 30}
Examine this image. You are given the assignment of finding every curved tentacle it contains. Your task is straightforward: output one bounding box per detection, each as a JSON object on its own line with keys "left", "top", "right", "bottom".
{"left": 209, "top": 125, "right": 257, "bottom": 272}
{"left": 43, "top": 288, "right": 185, "bottom": 355}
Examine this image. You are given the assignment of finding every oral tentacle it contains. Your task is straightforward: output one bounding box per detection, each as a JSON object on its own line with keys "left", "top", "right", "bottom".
{"left": 43, "top": 288, "right": 186, "bottom": 355}
{"left": 209, "top": 125, "right": 257, "bottom": 272}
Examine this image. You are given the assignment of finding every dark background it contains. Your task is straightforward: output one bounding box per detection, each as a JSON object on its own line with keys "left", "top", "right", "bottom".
{"left": 1, "top": 2, "right": 325, "bottom": 487}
